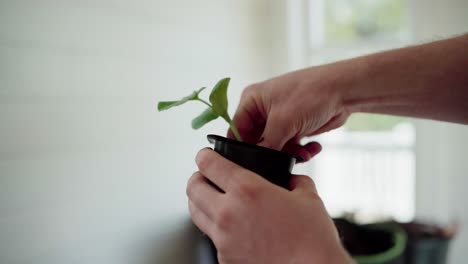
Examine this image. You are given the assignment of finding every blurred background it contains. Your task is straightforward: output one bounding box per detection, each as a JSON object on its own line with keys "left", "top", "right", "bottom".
{"left": 0, "top": 0, "right": 467, "bottom": 263}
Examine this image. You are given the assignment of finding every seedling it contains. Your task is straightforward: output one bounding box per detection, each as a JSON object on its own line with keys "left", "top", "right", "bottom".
{"left": 157, "top": 77, "right": 242, "bottom": 142}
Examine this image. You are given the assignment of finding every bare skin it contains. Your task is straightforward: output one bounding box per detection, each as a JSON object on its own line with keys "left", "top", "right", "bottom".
{"left": 187, "top": 34, "right": 468, "bottom": 264}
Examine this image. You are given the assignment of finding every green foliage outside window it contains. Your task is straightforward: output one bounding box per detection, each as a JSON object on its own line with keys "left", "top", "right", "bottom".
{"left": 325, "top": 0, "right": 408, "bottom": 44}
{"left": 344, "top": 113, "right": 408, "bottom": 131}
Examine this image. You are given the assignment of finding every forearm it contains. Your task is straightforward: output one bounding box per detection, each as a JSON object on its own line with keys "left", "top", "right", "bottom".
{"left": 341, "top": 34, "right": 468, "bottom": 124}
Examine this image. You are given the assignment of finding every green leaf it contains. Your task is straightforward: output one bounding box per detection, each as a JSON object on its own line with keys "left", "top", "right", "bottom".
{"left": 157, "top": 87, "right": 206, "bottom": 111}
{"left": 191, "top": 108, "right": 219, "bottom": 129}
{"left": 209, "top": 78, "right": 230, "bottom": 119}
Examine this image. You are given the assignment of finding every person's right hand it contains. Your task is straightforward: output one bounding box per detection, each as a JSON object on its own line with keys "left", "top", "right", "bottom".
{"left": 228, "top": 63, "right": 355, "bottom": 160}
{"left": 229, "top": 34, "right": 468, "bottom": 156}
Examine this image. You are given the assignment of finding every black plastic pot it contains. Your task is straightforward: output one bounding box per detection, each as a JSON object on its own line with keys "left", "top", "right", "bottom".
{"left": 196, "top": 135, "right": 302, "bottom": 264}
{"left": 207, "top": 134, "right": 302, "bottom": 189}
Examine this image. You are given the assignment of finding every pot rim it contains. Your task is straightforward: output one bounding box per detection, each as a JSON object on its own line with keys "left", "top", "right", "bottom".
{"left": 207, "top": 134, "right": 304, "bottom": 162}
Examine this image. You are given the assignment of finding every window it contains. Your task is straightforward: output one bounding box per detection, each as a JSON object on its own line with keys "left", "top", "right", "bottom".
{"left": 308, "top": 0, "right": 411, "bottom": 64}
{"left": 295, "top": 0, "right": 415, "bottom": 223}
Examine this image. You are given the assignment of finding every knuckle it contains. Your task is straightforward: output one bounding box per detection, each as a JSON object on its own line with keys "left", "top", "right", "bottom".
{"left": 309, "top": 192, "right": 324, "bottom": 205}
{"left": 299, "top": 174, "right": 317, "bottom": 190}
{"left": 302, "top": 177, "right": 322, "bottom": 200}
{"left": 300, "top": 174, "right": 314, "bottom": 184}
{"left": 233, "top": 179, "right": 259, "bottom": 201}
{"left": 241, "top": 83, "right": 260, "bottom": 99}
{"left": 186, "top": 172, "right": 201, "bottom": 197}
{"left": 216, "top": 206, "right": 234, "bottom": 231}
{"left": 186, "top": 180, "right": 195, "bottom": 198}
{"left": 305, "top": 176, "right": 317, "bottom": 190}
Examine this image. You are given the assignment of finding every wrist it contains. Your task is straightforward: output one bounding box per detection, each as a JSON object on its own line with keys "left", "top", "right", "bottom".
{"left": 304, "top": 55, "right": 374, "bottom": 117}
{"left": 335, "top": 54, "right": 375, "bottom": 116}
{"left": 338, "top": 46, "right": 432, "bottom": 117}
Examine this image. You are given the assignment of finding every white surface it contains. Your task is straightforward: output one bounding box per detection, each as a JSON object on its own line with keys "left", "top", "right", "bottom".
{"left": 0, "top": 1, "right": 273, "bottom": 263}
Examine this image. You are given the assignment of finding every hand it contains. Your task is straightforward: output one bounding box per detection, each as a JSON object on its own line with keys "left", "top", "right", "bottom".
{"left": 229, "top": 34, "right": 468, "bottom": 151}
{"left": 187, "top": 148, "right": 353, "bottom": 264}
{"left": 228, "top": 63, "right": 357, "bottom": 160}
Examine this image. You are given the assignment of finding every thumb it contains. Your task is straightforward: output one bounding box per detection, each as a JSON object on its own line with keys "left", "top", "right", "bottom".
{"left": 289, "top": 174, "right": 318, "bottom": 194}
{"left": 257, "top": 114, "right": 294, "bottom": 151}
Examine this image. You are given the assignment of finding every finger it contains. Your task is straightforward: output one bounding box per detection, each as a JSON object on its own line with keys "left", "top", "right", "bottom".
{"left": 227, "top": 94, "right": 265, "bottom": 144}
{"left": 303, "top": 141, "right": 322, "bottom": 159}
{"left": 283, "top": 141, "right": 322, "bottom": 162}
{"left": 289, "top": 174, "right": 318, "bottom": 195}
{"left": 188, "top": 199, "right": 215, "bottom": 238}
{"left": 257, "top": 111, "right": 295, "bottom": 151}
{"left": 195, "top": 148, "right": 259, "bottom": 192}
{"left": 186, "top": 172, "right": 224, "bottom": 220}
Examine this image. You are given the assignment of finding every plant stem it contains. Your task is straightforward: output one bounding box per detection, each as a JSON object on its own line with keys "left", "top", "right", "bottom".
{"left": 224, "top": 117, "right": 243, "bottom": 142}
{"left": 197, "top": 98, "right": 213, "bottom": 108}
{"left": 197, "top": 98, "right": 242, "bottom": 142}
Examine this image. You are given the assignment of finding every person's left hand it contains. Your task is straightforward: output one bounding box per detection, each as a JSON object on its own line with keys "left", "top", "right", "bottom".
{"left": 187, "top": 148, "right": 353, "bottom": 264}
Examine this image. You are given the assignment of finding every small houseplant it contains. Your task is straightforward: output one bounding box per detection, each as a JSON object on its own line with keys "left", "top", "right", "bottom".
{"left": 159, "top": 78, "right": 303, "bottom": 264}
{"left": 158, "top": 77, "right": 302, "bottom": 189}
{"left": 159, "top": 78, "right": 412, "bottom": 264}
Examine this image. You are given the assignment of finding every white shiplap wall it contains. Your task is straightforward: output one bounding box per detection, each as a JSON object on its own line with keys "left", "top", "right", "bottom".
{"left": 0, "top": 1, "right": 273, "bottom": 263}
